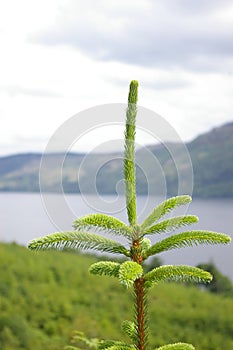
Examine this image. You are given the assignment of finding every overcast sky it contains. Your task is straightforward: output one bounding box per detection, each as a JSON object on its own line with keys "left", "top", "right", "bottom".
{"left": 1, "top": 0, "right": 233, "bottom": 156}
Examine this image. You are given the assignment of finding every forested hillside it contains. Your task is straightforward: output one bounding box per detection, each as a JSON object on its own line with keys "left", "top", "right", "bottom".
{"left": 0, "top": 121, "right": 233, "bottom": 197}
{"left": 0, "top": 243, "right": 233, "bottom": 350}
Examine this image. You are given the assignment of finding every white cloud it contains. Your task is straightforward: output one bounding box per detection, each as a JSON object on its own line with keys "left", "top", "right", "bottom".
{"left": 0, "top": 0, "right": 232, "bottom": 156}
{"left": 34, "top": 0, "right": 233, "bottom": 72}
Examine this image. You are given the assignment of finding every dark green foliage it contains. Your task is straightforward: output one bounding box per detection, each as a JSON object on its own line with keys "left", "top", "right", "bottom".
{"left": 1, "top": 243, "right": 233, "bottom": 350}
{"left": 197, "top": 262, "right": 233, "bottom": 296}
{"left": 144, "top": 256, "right": 162, "bottom": 273}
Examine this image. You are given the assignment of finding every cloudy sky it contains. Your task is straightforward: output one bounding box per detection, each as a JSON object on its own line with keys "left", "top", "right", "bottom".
{"left": 1, "top": 0, "right": 233, "bottom": 156}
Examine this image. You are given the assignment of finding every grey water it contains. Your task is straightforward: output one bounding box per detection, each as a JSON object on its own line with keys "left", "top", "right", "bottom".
{"left": 0, "top": 192, "right": 232, "bottom": 280}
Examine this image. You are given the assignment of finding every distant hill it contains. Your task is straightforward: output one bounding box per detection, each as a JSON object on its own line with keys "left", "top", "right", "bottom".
{"left": 188, "top": 121, "right": 233, "bottom": 197}
{"left": 0, "top": 121, "right": 233, "bottom": 197}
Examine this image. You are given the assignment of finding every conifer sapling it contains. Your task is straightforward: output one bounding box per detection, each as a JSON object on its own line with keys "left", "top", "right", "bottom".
{"left": 28, "top": 80, "right": 231, "bottom": 350}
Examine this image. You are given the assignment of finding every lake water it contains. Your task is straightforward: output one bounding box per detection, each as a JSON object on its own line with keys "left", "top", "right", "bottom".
{"left": 0, "top": 192, "right": 232, "bottom": 280}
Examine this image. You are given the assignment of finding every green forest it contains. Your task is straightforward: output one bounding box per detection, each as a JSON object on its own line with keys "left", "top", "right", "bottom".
{"left": 0, "top": 242, "right": 232, "bottom": 350}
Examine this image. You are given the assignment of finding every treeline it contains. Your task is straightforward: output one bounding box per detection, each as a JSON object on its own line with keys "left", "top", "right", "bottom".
{"left": 0, "top": 243, "right": 232, "bottom": 350}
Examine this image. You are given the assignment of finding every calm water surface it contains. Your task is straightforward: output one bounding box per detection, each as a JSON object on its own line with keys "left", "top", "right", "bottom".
{"left": 1, "top": 192, "right": 232, "bottom": 280}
